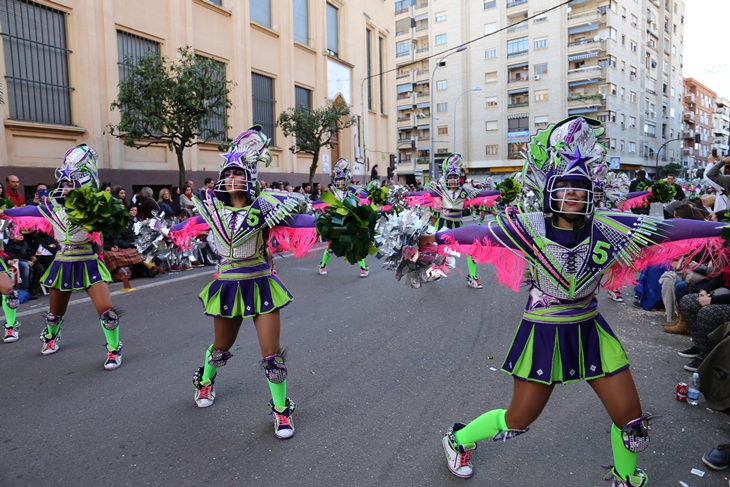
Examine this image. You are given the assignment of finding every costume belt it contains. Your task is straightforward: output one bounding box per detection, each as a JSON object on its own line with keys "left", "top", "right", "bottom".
{"left": 523, "top": 296, "right": 598, "bottom": 324}
{"left": 216, "top": 259, "right": 271, "bottom": 280}
{"left": 56, "top": 243, "right": 96, "bottom": 262}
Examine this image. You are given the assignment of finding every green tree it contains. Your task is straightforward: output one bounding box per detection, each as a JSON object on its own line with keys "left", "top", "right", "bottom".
{"left": 109, "top": 47, "right": 234, "bottom": 188}
{"left": 277, "top": 99, "right": 357, "bottom": 187}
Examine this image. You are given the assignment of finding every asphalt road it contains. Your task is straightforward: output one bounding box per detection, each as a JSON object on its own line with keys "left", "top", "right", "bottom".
{"left": 1, "top": 248, "right": 729, "bottom": 487}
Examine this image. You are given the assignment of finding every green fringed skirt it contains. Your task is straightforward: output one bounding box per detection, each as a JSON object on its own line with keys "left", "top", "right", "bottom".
{"left": 42, "top": 245, "right": 112, "bottom": 291}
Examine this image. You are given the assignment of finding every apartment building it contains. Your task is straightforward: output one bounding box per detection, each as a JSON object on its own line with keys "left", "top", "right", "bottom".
{"left": 712, "top": 96, "right": 730, "bottom": 159}
{"left": 681, "top": 78, "right": 716, "bottom": 175}
{"left": 394, "top": 0, "right": 685, "bottom": 182}
{"left": 0, "top": 0, "right": 395, "bottom": 195}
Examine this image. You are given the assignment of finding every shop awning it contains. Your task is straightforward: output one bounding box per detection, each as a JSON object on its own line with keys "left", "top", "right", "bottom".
{"left": 398, "top": 126, "right": 413, "bottom": 131}
{"left": 398, "top": 105, "right": 410, "bottom": 111}
{"left": 507, "top": 62, "right": 528, "bottom": 69}
{"left": 416, "top": 102, "right": 430, "bottom": 108}
{"left": 507, "top": 87, "right": 529, "bottom": 95}
{"left": 507, "top": 112, "right": 529, "bottom": 119}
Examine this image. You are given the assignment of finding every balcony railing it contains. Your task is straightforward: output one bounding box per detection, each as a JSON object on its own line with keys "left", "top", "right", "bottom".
{"left": 507, "top": 130, "right": 530, "bottom": 138}
{"left": 417, "top": 91, "right": 430, "bottom": 98}
{"left": 506, "top": 24, "right": 528, "bottom": 33}
{"left": 416, "top": 47, "right": 429, "bottom": 53}
{"left": 415, "top": 25, "right": 429, "bottom": 31}
{"left": 508, "top": 77, "right": 529, "bottom": 83}
{"left": 508, "top": 102, "right": 529, "bottom": 108}
{"left": 416, "top": 158, "right": 430, "bottom": 164}
{"left": 507, "top": 50, "right": 528, "bottom": 58}
{"left": 416, "top": 2, "right": 428, "bottom": 10}
{"left": 567, "top": 65, "right": 604, "bottom": 75}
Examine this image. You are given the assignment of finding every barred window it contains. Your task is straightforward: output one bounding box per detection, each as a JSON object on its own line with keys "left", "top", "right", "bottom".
{"left": 0, "top": 0, "right": 72, "bottom": 125}
{"left": 117, "top": 31, "right": 160, "bottom": 84}
{"left": 252, "top": 72, "right": 276, "bottom": 144}
{"left": 295, "top": 85, "right": 311, "bottom": 108}
{"left": 198, "top": 57, "right": 227, "bottom": 142}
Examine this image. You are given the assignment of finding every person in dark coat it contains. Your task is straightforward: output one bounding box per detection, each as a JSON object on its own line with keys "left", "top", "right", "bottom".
{"left": 136, "top": 186, "right": 160, "bottom": 220}
{"left": 5, "top": 229, "right": 43, "bottom": 296}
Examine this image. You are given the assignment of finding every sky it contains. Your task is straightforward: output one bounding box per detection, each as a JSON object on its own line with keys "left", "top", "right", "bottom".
{"left": 683, "top": 0, "right": 730, "bottom": 98}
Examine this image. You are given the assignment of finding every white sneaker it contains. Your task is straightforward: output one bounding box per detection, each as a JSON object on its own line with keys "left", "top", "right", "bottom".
{"left": 104, "top": 343, "right": 123, "bottom": 370}
{"left": 40, "top": 327, "right": 60, "bottom": 355}
{"left": 467, "top": 276, "right": 483, "bottom": 289}
{"left": 3, "top": 325, "right": 19, "bottom": 343}
{"left": 360, "top": 267, "right": 369, "bottom": 278}
{"left": 193, "top": 367, "right": 216, "bottom": 407}
{"left": 270, "top": 398, "right": 296, "bottom": 439}
{"left": 442, "top": 424, "right": 476, "bottom": 478}
{"left": 319, "top": 266, "right": 327, "bottom": 275}
{"left": 608, "top": 290, "right": 624, "bottom": 302}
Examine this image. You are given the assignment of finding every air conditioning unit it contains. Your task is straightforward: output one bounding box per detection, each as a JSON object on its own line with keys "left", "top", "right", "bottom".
{"left": 534, "top": 75, "right": 541, "bottom": 80}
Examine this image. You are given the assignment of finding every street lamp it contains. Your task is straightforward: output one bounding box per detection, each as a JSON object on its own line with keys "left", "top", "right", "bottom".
{"left": 430, "top": 45, "right": 467, "bottom": 181}
{"left": 453, "top": 87, "right": 482, "bottom": 152}
{"left": 655, "top": 136, "right": 684, "bottom": 176}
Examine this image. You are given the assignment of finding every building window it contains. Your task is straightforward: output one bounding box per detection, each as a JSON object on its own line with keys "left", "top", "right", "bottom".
{"left": 327, "top": 3, "right": 338, "bottom": 56}
{"left": 508, "top": 141, "right": 527, "bottom": 158}
{"left": 507, "top": 36, "right": 528, "bottom": 58}
{"left": 196, "top": 56, "right": 228, "bottom": 142}
{"left": 620, "top": 140, "right": 625, "bottom": 151}
{"left": 396, "top": 40, "right": 411, "bottom": 58}
{"left": 251, "top": 0, "right": 271, "bottom": 28}
{"left": 485, "top": 71, "right": 498, "bottom": 83}
{"left": 437, "top": 103, "right": 448, "bottom": 113}
{"left": 484, "top": 22, "right": 497, "bottom": 34}
{"left": 486, "top": 144, "right": 498, "bottom": 155}
{"left": 630, "top": 40, "right": 637, "bottom": 52}
{"left": 534, "top": 90, "right": 548, "bottom": 102}
{"left": 293, "top": 0, "right": 309, "bottom": 45}
{"left": 629, "top": 141, "right": 636, "bottom": 153}
{"left": 533, "top": 37, "right": 548, "bottom": 49}
{"left": 485, "top": 96, "right": 498, "bottom": 107}
{"left": 436, "top": 80, "right": 447, "bottom": 90}
{"left": 629, "top": 91, "right": 636, "bottom": 103}
{"left": 435, "top": 13, "right": 446, "bottom": 22}
{"left": 485, "top": 120, "right": 498, "bottom": 131}
{"left": 437, "top": 126, "right": 448, "bottom": 136}
{"left": 629, "top": 116, "right": 636, "bottom": 127}
{"left": 0, "top": 0, "right": 73, "bottom": 125}
{"left": 534, "top": 115, "right": 549, "bottom": 127}
{"left": 117, "top": 31, "right": 160, "bottom": 84}
{"left": 484, "top": 48, "right": 497, "bottom": 59}
{"left": 508, "top": 117, "right": 529, "bottom": 133}
{"left": 379, "top": 36, "right": 384, "bottom": 114}
{"left": 435, "top": 34, "right": 447, "bottom": 45}
{"left": 534, "top": 63, "right": 548, "bottom": 75}
{"left": 295, "top": 86, "right": 312, "bottom": 109}
{"left": 252, "top": 72, "right": 276, "bottom": 145}
{"left": 484, "top": 0, "right": 496, "bottom": 9}
{"left": 366, "top": 29, "right": 372, "bottom": 110}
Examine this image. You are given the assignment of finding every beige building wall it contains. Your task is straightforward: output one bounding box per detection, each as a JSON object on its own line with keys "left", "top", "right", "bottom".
{"left": 0, "top": 0, "right": 395, "bottom": 195}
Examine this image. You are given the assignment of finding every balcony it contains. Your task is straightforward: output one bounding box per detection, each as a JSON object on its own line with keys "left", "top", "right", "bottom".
{"left": 416, "top": 157, "right": 430, "bottom": 164}
{"left": 684, "top": 93, "right": 696, "bottom": 104}
{"left": 507, "top": 50, "right": 528, "bottom": 59}
{"left": 397, "top": 117, "right": 414, "bottom": 129}
{"left": 682, "top": 130, "right": 695, "bottom": 139}
{"left": 415, "top": 46, "right": 429, "bottom": 54}
{"left": 506, "top": 0, "right": 527, "bottom": 7}
{"left": 506, "top": 23, "right": 528, "bottom": 34}
{"left": 567, "top": 65, "right": 604, "bottom": 77}
{"left": 567, "top": 93, "right": 605, "bottom": 103}
{"left": 683, "top": 112, "right": 696, "bottom": 123}
{"left": 415, "top": 2, "right": 428, "bottom": 10}
{"left": 567, "top": 9, "right": 605, "bottom": 26}
{"left": 507, "top": 102, "right": 529, "bottom": 108}
{"left": 507, "top": 130, "right": 530, "bottom": 138}
{"left": 507, "top": 75, "right": 529, "bottom": 84}
{"left": 414, "top": 70, "right": 429, "bottom": 82}
{"left": 416, "top": 91, "right": 430, "bottom": 98}
{"left": 683, "top": 147, "right": 694, "bottom": 157}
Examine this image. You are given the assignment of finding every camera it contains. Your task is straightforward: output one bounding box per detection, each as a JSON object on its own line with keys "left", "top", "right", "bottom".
{"left": 712, "top": 148, "right": 718, "bottom": 158}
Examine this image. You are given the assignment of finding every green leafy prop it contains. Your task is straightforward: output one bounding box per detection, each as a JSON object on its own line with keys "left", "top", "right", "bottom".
{"left": 64, "top": 186, "right": 130, "bottom": 236}
{"left": 638, "top": 179, "right": 676, "bottom": 203}
{"left": 315, "top": 190, "right": 378, "bottom": 264}
{"left": 0, "top": 197, "right": 14, "bottom": 210}
{"left": 366, "top": 182, "right": 390, "bottom": 207}
{"left": 495, "top": 176, "right": 522, "bottom": 205}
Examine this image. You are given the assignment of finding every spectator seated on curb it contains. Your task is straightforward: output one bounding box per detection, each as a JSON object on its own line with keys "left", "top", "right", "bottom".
{"left": 698, "top": 320, "right": 730, "bottom": 413}
{"left": 4, "top": 226, "right": 43, "bottom": 299}
{"left": 103, "top": 206, "right": 161, "bottom": 281}
{"left": 677, "top": 271, "right": 730, "bottom": 372}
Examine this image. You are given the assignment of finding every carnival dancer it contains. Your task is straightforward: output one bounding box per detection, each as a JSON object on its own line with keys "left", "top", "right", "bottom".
{"left": 414, "top": 117, "right": 728, "bottom": 485}
{"left": 170, "top": 126, "right": 317, "bottom": 439}
{"left": 407, "top": 154, "right": 500, "bottom": 289}
{"left": 315, "top": 158, "right": 370, "bottom": 277}
{"left": 1, "top": 145, "right": 127, "bottom": 369}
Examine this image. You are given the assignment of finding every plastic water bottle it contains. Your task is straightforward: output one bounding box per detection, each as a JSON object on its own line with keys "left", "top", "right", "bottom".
{"left": 687, "top": 372, "right": 701, "bottom": 406}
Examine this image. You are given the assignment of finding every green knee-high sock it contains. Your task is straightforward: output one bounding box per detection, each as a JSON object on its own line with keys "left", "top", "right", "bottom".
{"left": 268, "top": 379, "right": 287, "bottom": 409}
{"left": 467, "top": 256, "right": 478, "bottom": 279}
{"left": 202, "top": 344, "right": 217, "bottom": 382}
{"left": 611, "top": 424, "right": 639, "bottom": 481}
{"left": 320, "top": 250, "right": 331, "bottom": 267}
{"left": 454, "top": 409, "right": 507, "bottom": 445}
{"left": 358, "top": 259, "right": 367, "bottom": 269}
{"left": 2, "top": 295, "right": 16, "bottom": 328}
{"left": 101, "top": 325, "right": 119, "bottom": 350}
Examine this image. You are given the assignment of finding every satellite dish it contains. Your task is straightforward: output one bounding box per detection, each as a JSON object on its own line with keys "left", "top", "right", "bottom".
{"left": 593, "top": 35, "right": 601, "bottom": 42}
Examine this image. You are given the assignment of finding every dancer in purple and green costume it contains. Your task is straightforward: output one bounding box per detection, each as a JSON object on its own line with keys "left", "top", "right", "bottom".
{"left": 407, "top": 154, "right": 500, "bottom": 289}
{"left": 315, "top": 158, "right": 370, "bottom": 277}
{"left": 420, "top": 117, "right": 728, "bottom": 485}
{"left": 1, "top": 259, "right": 21, "bottom": 343}
{"left": 1, "top": 145, "right": 124, "bottom": 369}
{"left": 172, "top": 126, "right": 316, "bottom": 439}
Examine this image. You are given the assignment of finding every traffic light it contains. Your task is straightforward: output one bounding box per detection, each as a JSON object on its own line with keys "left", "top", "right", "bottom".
{"left": 388, "top": 154, "right": 396, "bottom": 179}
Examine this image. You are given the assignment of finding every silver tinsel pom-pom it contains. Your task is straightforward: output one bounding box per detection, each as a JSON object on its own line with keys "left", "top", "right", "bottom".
{"left": 375, "top": 208, "right": 446, "bottom": 288}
